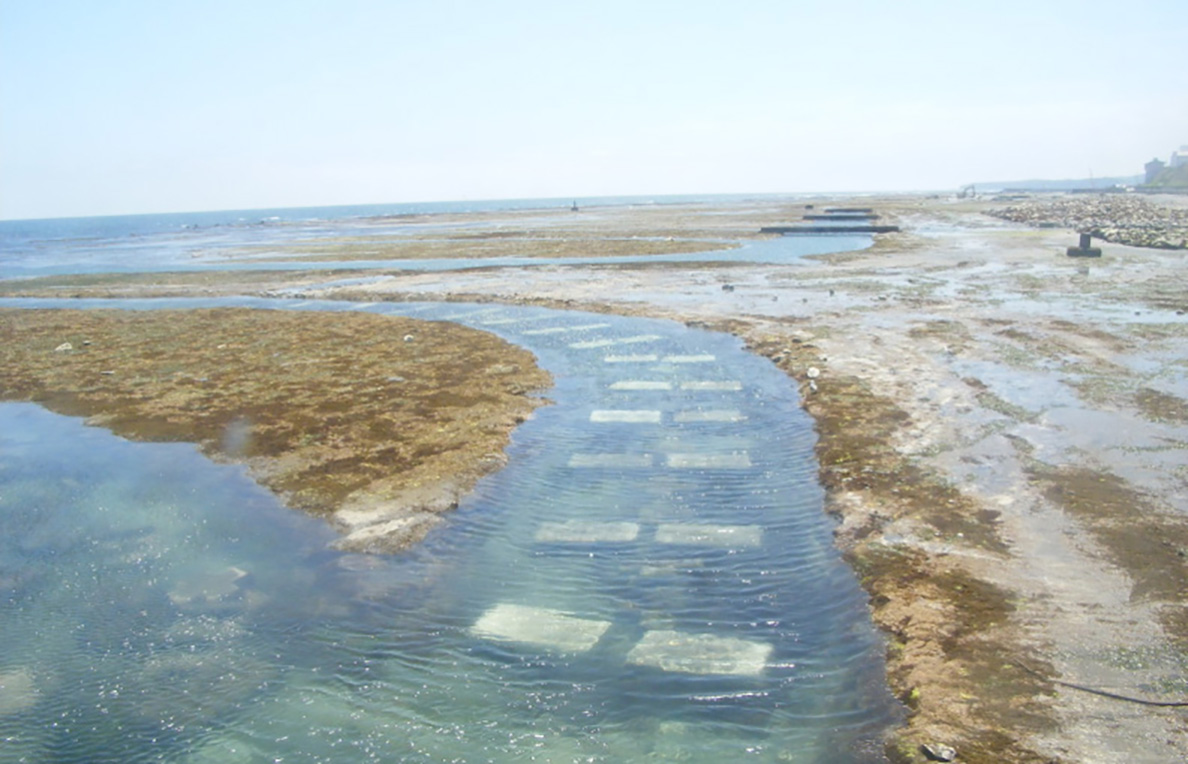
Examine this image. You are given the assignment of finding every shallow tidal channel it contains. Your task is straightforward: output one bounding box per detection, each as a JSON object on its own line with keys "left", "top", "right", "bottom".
{"left": 0, "top": 298, "right": 899, "bottom": 762}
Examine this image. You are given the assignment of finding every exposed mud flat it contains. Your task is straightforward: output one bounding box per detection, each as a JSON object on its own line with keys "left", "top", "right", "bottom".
{"left": 0, "top": 308, "right": 551, "bottom": 552}
{"left": 5, "top": 195, "right": 1188, "bottom": 762}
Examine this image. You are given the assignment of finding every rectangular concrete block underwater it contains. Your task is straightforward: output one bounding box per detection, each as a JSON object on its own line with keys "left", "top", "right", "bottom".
{"left": 570, "top": 334, "right": 663, "bottom": 349}
{"left": 673, "top": 409, "right": 746, "bottom": 423}
{"left": 535, "top": 521, "right": 641, "bottom": 543}
{"left": 521, "top": 323, "right": 611, "bottom": 335}
{"left": 567, "top": 453, "right": 655, "bottom": 468}
{"left": 439, "top": 308, "right": 504, "bottom": 321}
{"left": 627, "top": 630, "right": 773, "bottom": 676}
{"left": 662, "top": 354, "right": 716, "bottom": 363}
{"left": 590, "top": 410, "right": 662, "bottom": 423}
{"left": 666, "top": 453, "right": 753, "bottom": 469}
{"left": 609, "top": 381, "right": 673, "bottom": 391}
{"left": 604, "top": 354, "right": 659, "bottom": 363}
{"left": 654, "top": 523, "right": 763, "bottom": 548}
{"left": 679, "top": 381, "right": 743, "bottom": 391}
{"left": 470, "top": 603, "right": 612, "bottom": 653}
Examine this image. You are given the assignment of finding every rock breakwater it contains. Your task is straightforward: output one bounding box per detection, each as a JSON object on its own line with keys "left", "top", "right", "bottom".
{"left": 990, "top": 195, "right": 1188, "bottom": 250}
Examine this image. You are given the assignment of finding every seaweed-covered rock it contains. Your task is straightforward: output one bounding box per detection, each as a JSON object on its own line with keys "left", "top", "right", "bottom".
{"left": 988, "top": 196, "right": 1188, "bottom": 250}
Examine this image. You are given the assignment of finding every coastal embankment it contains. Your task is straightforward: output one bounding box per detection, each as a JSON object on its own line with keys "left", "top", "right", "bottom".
{"left": 989, "top": 193, "right": 1188, "bottom": 250}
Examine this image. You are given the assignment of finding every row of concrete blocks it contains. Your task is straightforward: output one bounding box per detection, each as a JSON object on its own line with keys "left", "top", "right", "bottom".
{"left": 472, "top": 603, "right": 773, "bottom": 676}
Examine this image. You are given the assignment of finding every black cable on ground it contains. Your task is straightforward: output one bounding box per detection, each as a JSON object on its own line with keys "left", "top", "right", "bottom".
{"left": 1015, "top": 661, "right": 1188, "bottom": 708}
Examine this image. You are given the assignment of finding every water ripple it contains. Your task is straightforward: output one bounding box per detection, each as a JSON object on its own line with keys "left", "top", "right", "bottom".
{"left": 0, "top": 298, "right": 899, "bottom": 762}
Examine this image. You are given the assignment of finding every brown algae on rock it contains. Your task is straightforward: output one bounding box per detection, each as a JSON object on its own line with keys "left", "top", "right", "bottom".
{"left": 0, "top": 308, "right": 552, "bottom": 551}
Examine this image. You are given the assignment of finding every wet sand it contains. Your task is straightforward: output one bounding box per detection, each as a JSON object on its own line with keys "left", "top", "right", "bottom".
{"left": 5, "top": 195, "right": 1188, "bottom": 762}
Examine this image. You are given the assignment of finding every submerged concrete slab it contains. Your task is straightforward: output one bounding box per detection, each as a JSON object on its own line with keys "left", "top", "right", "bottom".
{"left": 662, "top": 354, "right": 716, "bottom": 363}
{"left": 0, "top": 668, "right": 38, "bottom": 716}
{"left": 535, "top": 520, "right": 641, "bottom": 543}
{"left": 167, "top": 565, "right": 249, "bottom": 606}
{"left": 673, "top": 409, "right": 746, "bottom": 423}
{"left": 568, "top": 453, "right": 654, "bottom": 468}
{"left": 470, "top": 603, "right": 611, "bottom": 653}
{"left": 522, "top": 323, "right": 611, "bottom": 335}
{"left": 680, "top": 381, "right": 743, "bottom": 391}
{"left": 440, "top": 309, "right": 502, "bottom": 320}
{"left": 655, "top": 523, "right": 763, "bottom": 547}
{"left": 590, "top": 409, "right": 662, "bottom": 423}
{"left": 604, "top": 354, "right": 659, "bottom": 363}
{"left": 570, "top": 334, "right": 663, "bottom": 349}
{"left": 609, "top": 380, "right": 672, "bottom": 391}
{"left": 666, "top": 453, "right": 753, "bottom": 469}
{"left": 627, "top": 630, "right": 772, "bottom": 676}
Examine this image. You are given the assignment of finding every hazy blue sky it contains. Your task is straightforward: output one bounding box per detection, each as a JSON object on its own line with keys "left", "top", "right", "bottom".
{"left": 2, "top": 0, "right": 1185, "bottom": 219}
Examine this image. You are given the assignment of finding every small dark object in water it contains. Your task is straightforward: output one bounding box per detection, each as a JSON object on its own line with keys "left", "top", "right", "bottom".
{"left": 721, "top": 284, "right": 735, "bottom": 292}
{"left": 1067, "top": 232, "right": 1102, "bottom": 258}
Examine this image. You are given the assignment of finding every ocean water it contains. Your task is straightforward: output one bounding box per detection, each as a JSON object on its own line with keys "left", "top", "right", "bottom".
{"left": 0, "top": 300, "right": 901, "bottom": 762}
{"left": 0, "top": 194, "right": 869, "bottom": 279}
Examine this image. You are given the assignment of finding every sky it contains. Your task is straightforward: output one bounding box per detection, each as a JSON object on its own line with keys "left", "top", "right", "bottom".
{"left": 1, "top": 0, "right": 1185, "bottom": 219}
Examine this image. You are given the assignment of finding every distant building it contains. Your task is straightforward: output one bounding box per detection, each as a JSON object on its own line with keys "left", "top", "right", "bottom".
{"left": 1171, "top": 145, "right": 1188, "bottom": 169}
{"left": 1146, "top": 158, "right": 1167, "bottom": 184}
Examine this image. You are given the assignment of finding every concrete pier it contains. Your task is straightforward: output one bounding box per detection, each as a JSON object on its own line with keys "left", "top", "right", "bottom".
{"left": 761, "top": 224, "right": 900, "bottom": 234}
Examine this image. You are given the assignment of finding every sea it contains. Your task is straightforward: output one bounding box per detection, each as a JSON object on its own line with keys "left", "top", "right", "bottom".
{"left": 0, "top": 193, "right": 867, "bottom": 279}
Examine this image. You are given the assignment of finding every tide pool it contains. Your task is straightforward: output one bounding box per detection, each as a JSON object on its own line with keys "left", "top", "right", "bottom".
{"left": 0, "top": 301, "right": 899, "bottom": 762}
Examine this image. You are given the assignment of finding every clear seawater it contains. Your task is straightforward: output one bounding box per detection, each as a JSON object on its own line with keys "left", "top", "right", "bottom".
{"left": 0, "top": 194, "right": 869, "bottom": 279}
{"left": 0, "top": 299, "right": 900, "bottom": 762}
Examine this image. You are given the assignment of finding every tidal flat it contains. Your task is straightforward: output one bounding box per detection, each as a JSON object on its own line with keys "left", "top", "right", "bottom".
{"left": 3, "top": 194, "right": 1188, "bottom": 762}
